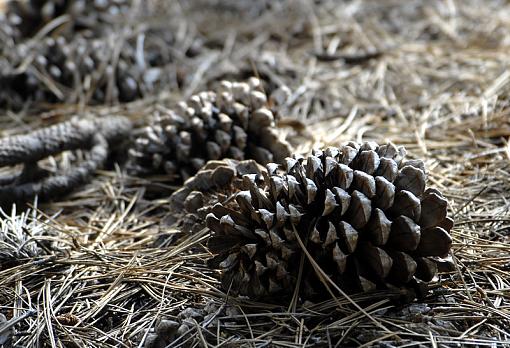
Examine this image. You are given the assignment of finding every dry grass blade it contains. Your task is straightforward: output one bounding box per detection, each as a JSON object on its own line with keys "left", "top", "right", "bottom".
{"left": 1, "top": 0, "right": 510, "bottom": 347}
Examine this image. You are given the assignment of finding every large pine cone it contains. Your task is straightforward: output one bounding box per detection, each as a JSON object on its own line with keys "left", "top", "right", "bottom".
{"left": 128, "top": 79, "right": 291, "bottom": 181}
{"left": 206, "top": 142, "right": 454, "bottom": 302}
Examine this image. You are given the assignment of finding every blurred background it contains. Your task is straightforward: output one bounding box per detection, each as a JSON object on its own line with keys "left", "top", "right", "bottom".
{"left": 0, "top": 0, "right": 506, "bottom": 122}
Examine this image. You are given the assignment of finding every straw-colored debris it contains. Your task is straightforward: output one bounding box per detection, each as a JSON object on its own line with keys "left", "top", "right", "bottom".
{"left": 1, "top": 0, "right": 510, "bottom": 347}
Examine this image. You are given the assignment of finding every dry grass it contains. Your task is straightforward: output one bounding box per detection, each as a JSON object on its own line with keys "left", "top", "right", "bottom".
{"left": 1, "top": 0, "right": 510, "bottom": 347}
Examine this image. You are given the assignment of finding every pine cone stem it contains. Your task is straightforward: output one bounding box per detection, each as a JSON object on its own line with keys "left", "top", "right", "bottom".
{"left": 0, "top": 119, "right": 95, "bottom": 167}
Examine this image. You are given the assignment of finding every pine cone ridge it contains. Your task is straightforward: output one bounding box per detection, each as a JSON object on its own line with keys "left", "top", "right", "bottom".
{"left": 206, "top": 142, "right": 454, "bottom": 302}
{"left": 127, "top": 79, "right": 292, "bottom": 182}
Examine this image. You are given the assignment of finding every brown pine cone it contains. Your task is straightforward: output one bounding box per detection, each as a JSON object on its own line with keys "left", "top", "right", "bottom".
{"left": 206, "top": 142, "right": 454, "bottom": 302}
{"left": 167, "top": 158, "right": 265, "bottom": 235}
{"left": 128, "top": 79, "right": 291, "bottom": 181}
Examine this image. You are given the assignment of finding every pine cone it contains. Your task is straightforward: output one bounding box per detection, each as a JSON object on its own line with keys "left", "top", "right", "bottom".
{"left": 128, "top": 79, "right": 291, "bottom": 181}
{"left": 3, "top": 0, "right": 131, "bottom": 40}
{"left": 37, "top": 35, "right": 140, "bottom": 103}
{"left": 167, "top": 158, "right": 265, "bottom": 235}
{"left": 206, "top": 142, "right": 454, "bottom": 302}
{"left": 0, "top": 34, "right": 142, "bottom": 109}
{"left": 1, "top": 4, "right": 188, "bottom": 110}
{"left": 3, "top": 0, "right": 69, "bottom": 39}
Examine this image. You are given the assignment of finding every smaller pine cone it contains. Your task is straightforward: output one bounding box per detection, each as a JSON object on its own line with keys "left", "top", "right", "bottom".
{"left": 206, "top": 142, "right": 454, "bottom": 302}
{"left": 4, "top": 0, "right": 131, "bottom": 40}
{"left": 0, "top": 34, "right": 143, "bottom": 109}
{"left": 127, "top": 79, "right": 291, "bottom": 181}
{"left": 168, "top": 159, "right": 265, "bottom": 235}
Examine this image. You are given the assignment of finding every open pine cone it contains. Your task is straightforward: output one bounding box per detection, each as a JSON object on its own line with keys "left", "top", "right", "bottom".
{"left": 206, "top": 142, "right": 454, "bottom": 302}
{"left": 127, "top": 78, "right": 291, "bottom": 181}
{"left": 168, "top": 158, "right": 265, "bottom": 235}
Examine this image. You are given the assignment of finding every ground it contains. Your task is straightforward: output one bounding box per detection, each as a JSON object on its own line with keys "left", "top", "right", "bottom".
{"left": 0, "top": 0, "right": 509, "bottom": 347}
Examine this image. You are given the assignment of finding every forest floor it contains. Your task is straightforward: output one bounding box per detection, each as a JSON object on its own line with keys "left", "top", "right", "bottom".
{"left": 1, "top": 0, "right": 510, "bottom": 347}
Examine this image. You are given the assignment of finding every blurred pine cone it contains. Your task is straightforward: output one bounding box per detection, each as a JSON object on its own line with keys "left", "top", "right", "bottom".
{"left": 0, "top": 1, "right": 193, "bottom": 110}
{"left": 2, "top": 0, "right": 69, "bottom": 39}
{"left": 2, "top": 0, "right": 131, "bottom": 40}
{"left": 0, "top": 34, "right": 141, "bottom": 109}
{"left": 206, "top": 142, "right": 454, "bottom": 302}
{"left": 128, "top": 79, "right": 291, "bottom": 181}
